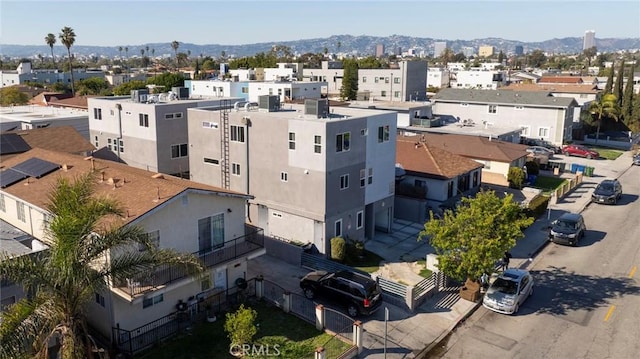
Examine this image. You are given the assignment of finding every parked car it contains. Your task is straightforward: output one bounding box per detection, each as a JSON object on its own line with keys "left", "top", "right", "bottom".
{"left": 526, "top": 146, "right": 554, "bottom": 158}
{"left": 633, "top": 153, "right": 640, "bottom": 166}
{"left": 591, "top": 179, "right": 623, "bottom": 204}
{"left": 521, "top": 138, "right": 562, "bottom": 153}
{"left": 482, "top": 268, "right": 533, "bottom": 315}
{"left": 300, "top": 270, "right": 382, "bottom": 317}
{"left": 562, "top": 144, "right": 599, "bottom": 159}
{"left": 549, "top": 212, "right": 586, "bottom": 246}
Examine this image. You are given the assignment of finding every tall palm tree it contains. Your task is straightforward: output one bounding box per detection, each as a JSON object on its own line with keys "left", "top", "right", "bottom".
{"left": 171, "top": 41, "right": 180, "bottom": 68}
{"left": 45, "top": 33, "right": 57, "bottom": 67}
{"left": 0, "top": 172, "right": 204, "bottom": 359}
{"left": 118, "top": 46, "right": 123, "bottom": 59}
{"left": 588, "top": 93, "right": 620, "bottom": 144}
{"left": 59, "top": 26, "right": 76, "bottom": 96}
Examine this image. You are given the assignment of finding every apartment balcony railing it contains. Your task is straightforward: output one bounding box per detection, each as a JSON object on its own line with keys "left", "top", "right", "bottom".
{"left": 114, "top": 225, "right": 264, "bottom": 297}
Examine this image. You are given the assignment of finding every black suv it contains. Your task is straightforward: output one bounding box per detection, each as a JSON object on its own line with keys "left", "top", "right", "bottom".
{"left": 591, "top": 179, "right": 623, "bottom": 204}
{"left": 300, "top": 270, "right": 382, "bottom": 317}
{"left": 549, "top": 212, "right": 586, "bottom": 246}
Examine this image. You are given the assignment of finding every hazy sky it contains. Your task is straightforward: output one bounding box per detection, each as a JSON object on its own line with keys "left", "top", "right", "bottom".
{"left": 1, "top": 0, "right": 639, "bottom": 47}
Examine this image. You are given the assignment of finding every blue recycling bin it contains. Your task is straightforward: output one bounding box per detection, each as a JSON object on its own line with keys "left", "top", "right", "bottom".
{"left": 570, "top": 163, "right": 578, "bottom": 173}
{"left": 575, "top": 164, "right": 586, "bottom": 173}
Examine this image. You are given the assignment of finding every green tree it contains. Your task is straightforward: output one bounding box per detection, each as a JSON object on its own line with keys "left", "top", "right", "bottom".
{"left": 418, "top": 190, "right": 533, "bottom": 282}
{"left": 528, "top": 50, "right": 547, "bottom": 68}
{"left": 614, "top": 61, "right": 625, "bottom": 107}
{"left": 0, "top": 86, "right": 29, "bottom": 106}
{"left": 357, "top": 56, "right": 385, "bottom": 69}
{"left": 0, "top": 172, "right": 204, "bottom": 359}
{"left": 147, "top": 72, "right": 185, "bottom": 92}
{"left": 497, "top": 50, "right": 504, "bottom": 64}
{"left": 439, "top": 48, "right": 454, "bottom": 67}
{"left": 49, "top": 82, "right": 70, "bottom": 93}
{"left": 604, "top": 62, "right": 614, "bottom": 94}
{"left": 75, "top": 77, "right": 109, "bottom": 96}
{"left": 583, "top": 46, "right": 597, "bottom": 68}
{"left": 45, "top": 33, "right": 57, "bottom": 67}
{"left": 112, "top": 80, "right": 147, "bottom": 95}
{"left": 224, "top": 304, "right": 257, "bottom": 347}
{"left": 589, "top": 93, "right": 620, "bottom": 143}
{"left": 622, "top": 66, "right": 635, "bottom": 125}
{"left": 202, "top": 59, "right": 217, "bottom": 71}
{"left": 171, "top": 40, "right": 180, "bottom": 67}
{"left": 59, "top": 26, "right": 76, "bottom": 96}
{"left": 508, "top": 167, "right": 525, "bottom": 189}
{"left": 339, "top": 59, "right": 358, "bottom": 100}
{"left": 330, "top": 237, "right": 346, "bottom": 262}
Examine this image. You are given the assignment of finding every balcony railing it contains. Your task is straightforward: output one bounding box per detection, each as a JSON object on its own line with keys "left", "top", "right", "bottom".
{"left": 114, "top": 225, "right": 264, "bottom": 297}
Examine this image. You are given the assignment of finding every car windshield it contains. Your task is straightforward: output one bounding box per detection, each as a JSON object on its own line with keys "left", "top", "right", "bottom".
{"left": 598, "top": 184, "right": 613, "bottom": 192}
{"left": 491, "top": 277, "right": 518, "bottom": 295}
{"left": 556, "top": 220, "right": 578, "bottom": 230}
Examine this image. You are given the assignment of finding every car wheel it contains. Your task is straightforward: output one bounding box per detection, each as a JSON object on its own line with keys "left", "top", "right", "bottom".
{"left": 347, "top": 304, "right": 359, "bottom": 317}
{"left": 563, "top": 151, "right": 570, "bottom": 156}
{"left": 303, "top": 288, "right": 315, "bottom": 299}
{"left": 587, "top": 154, "right": 593, "bottom": 159}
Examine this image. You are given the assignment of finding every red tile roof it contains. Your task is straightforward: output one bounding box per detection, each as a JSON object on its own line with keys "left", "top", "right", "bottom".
{"left": 399, "top": 133, "right": 528, "bottom": 162}
{"left": 538, "top": 76, "right": 583, "bottom": 84}
{"left": 396, "top": 138, "right": 482, "bottom": 179}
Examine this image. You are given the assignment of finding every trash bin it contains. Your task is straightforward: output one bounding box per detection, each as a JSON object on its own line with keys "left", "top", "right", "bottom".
{"left": 585, "top": 166, "right": 594, "bottom": 177}
{"left": 558, "top": 162, "right": 566, "bottom": 173}
{"left": 575, "top": 164, "right": 586, "bottom": 174}
{"left": 570, "top": 163, "right": 578, "bottom": 173}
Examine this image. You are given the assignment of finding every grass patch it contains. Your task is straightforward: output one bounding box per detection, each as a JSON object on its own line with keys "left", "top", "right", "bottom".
{"left": 533, "top": 176, "right": 567, "bottom": 194}
{"left": 588, "top": 147, "right": 624, "bottom": 160}
{"left": 344, "top": 249, "right": 385, "bottom": 273}
{"left": 416, "top": 259, "right": 433, "bottom": 279}
{"left": 139, "top": 300, "right": 351, "bottom": 359}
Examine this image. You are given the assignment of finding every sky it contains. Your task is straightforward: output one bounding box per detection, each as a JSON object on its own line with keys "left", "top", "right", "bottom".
{"left": 1, "top": 0, "right": 639, "bottom": 47}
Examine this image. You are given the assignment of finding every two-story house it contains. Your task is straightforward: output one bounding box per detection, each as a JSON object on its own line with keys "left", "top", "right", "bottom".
{"left": 0, "top": 148, "right": 264, "bottom": 351}
{"left": 87, "top": 92, "right": 244, "bottom": 177}
{"left": 432, "top": 88, "right": 578, "bottom": 146}
{"left": 187, "top": 97, "right": 397, "bottom": 254}
{"left": 394, "top": 136, "right": 483, "bottom": 221}
{"left": 358, "top": 61, "right": 428, "bottom": 102}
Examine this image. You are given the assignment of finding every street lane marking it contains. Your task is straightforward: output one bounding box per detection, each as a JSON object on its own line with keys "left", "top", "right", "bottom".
{"left": 629, "top": 266, "right": 637, "bottom": 278}
{"left": 604, "top": 305, "right": 616, "bottom": 322}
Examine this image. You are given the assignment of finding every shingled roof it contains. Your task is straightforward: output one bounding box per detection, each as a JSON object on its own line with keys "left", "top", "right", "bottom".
{"left": 0, "top": 148, "right": 251, "bottom": 227}
{"left": 433, "top": 88, "right": 577, "bottom": 108}
{"left": 399, "top": 132, "right": 528, "bottom": 163}
{"left": 396, "top": 137, "right": 483, "bottom": 179}
{"left": 502, "top": 83, "right": 599, "bottom": 94}
{"left": 2, "top": 126, "right": 95, "bottom": 158}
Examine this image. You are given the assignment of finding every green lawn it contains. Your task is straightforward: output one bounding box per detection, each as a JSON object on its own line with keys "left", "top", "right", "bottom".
{"left": 587, "top": 147, "right": 624, "bottom": 160}
{"left": 138, "top": 301, "right": 351, "bottom": 359}
{"left": 534, "top": 176, "right": 567, "bottom": 194}
{"left": 344, "top": 249, "right": 385, "bottom": 273}
{"left": 416, "top": 259, "right": 433, "bottom": 279}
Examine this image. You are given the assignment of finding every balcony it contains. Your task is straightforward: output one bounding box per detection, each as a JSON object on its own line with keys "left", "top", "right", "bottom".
{"left": 114, "top": 225, "right": 264, "bottom": 297}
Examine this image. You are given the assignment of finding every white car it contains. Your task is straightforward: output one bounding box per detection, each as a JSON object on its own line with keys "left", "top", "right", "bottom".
{"left": 526, "top": 146, "right": 554, "bottom": 158}
{"left": 483, "top": 268, "right": 533, "bottom": 314}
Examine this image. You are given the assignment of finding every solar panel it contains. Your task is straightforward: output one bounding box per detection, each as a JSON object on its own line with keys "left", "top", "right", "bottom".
{"left": 0, "top": 168, "right": 28, "bottom": 188}
{"left": 11, "top": 157, "right": 61, "bottom": 178}
{"left": 0, "top": 133, "right": 31, "bottom": 155}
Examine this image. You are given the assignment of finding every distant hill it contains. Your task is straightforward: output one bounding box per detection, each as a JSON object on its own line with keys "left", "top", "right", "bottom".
{"left": 2, "top": 35, "right": 639, "bottom": 59}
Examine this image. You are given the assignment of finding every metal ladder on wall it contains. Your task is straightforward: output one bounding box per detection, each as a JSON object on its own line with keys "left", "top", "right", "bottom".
{"left": 220, "top": 99, "right": 231, "bottom": 189}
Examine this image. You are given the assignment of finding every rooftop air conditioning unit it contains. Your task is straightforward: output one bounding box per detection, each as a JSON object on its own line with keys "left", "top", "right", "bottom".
{"left": 304, "top": 99, "right": 329, "bottom": 119}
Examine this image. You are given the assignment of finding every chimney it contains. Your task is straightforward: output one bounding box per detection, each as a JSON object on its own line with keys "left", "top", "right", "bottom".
{"left": 62, "top": 164, "right": 68, "bottom": 171}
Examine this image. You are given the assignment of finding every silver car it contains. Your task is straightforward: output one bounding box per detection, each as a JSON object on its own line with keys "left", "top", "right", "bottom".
{"left": 526, "top": 146, "right": 554, "bottom": 158}
{"left": 483, "top": 269, "right": 533, "bottom": 314}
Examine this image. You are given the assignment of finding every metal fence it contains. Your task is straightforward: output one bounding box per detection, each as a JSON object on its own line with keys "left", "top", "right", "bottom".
{"left": 290, "top": 291, "right": 316, "bottom": 324}
{"left": 264, "top": 236, "right": 304, "bottom": 266}
{"left": 263, "top": 278, "right": 286, "bottom": 308}
{"left": 301, "top": 252, "right": 368, "bottom": 275}
{"left": 323, "top": 307, "right": 355, "bottom": 342}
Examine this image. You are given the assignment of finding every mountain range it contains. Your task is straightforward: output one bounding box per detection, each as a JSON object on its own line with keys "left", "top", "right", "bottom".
{"left": 2, "top": 35, "right": 639, "bottom": 59}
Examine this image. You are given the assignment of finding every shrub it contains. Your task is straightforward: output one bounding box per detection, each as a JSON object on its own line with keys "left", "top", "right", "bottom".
{"left": 224, "top": 304, "right": 257, "bottom": 346}
{"left": 525, "top": 195, "right": 550, "bottom": 219}
{"left": 330, "top": 237, "right": 346, "bottom": 262}
{"left": 508, "top": 167, "right": 525, "bottom": 189}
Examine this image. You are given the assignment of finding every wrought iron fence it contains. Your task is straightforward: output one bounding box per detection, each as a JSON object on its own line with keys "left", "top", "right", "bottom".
{"left": 289, "top": 291, "right": 316, "bottom": 324}
{"left": 323, "top": 307, "right": 355, "bottom": 342}
{"left": 263, "top": 278, "right": 286, "bottom": 308}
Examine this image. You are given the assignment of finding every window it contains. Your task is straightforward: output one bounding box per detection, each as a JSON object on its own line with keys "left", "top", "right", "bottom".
{"left": 232, "top": 163, "right": 241, "bottom": 176}
{"left": 143, "top": 293, "right": 164, "bottom": 309}
{"left": 201, "top": 276, "right": 211, "bottom": 291}
{"left": 514, "top": 106, "right": 524, "bottom": 110}
{"left": 460, "top": 103, "right": 469, "bottom": 107}
{"left": 381, "top": 90, "right": 387, "bottom": 97}
{"left": 447, "top": 181, "right": 454, "bottom": 198}
{"left": 116, "top": 139, "right": 124, "bottom": 153}
{"left": 171, "top": 144, "right": 188, "bottom": 158}
{"left": 473, "top": 171, "right": 479, "bottom": 187}
{"left": 16, "top": 202, "right": 25, "bottom": 222}
{"left": 95, "top": 293, "right": 105, "bottom": 307}
{"left": 360, "top": 128, "right": 368, "bottom": 136}
{"left": 378, "top": 125, "right": 390, "bottom": 143}
{"left": 336, "top": 132, "right": 350, "bottom": 152}
{"left": 340, "top": 174, "right": 349, "bottom": 190}
{"left": 93, "top": 108, "right": 102, "bottom": 120}
{"left": 538, "top": 127, "right": 549, "bottom": 137}
{"left": 335, "top": 219, "right": 342, "bottom": 238}
{"left": 198, "top": 213, "right": 224, "bottom": 254}
{"left": 94, "top": 135, "right": 99, "bottom": 148}
{"left": 415, "top": 179, "right": 426, "bottom": 188}
{"left": 374, "top": 77, "right": 379, "bottom": 83}
{"left": 394, "top": 91, "right": 401, "bottom": 98}
{"left": 280, "top": 172, "right": 288, "bottom": 182}
{"left": 241, "top": 87, "right": 248, "bottom": 93}
{"left": 394, "top": 77, "right": 401, "bottom": 84}
{"left": 360, "top": 169, "right": 366, "bottom": 187}
{"left": 368, "top": 168, "right": 373, "bottom": 185}
{"left": 488, "top": 105, "right": 497, "bottom": 114}
{"left": 357, "top": 211, "right": 363, "bottom": 229}
{"left": 385, "top": 77, "right": 390, "bottom": 84}
{"left": 204, "top": 158, "right": 219, "bottom": 165}
{"left": 139, "top": 230, "right": 160, "bottom": 251}
{"left": 314, "top": 135, "right": 322, "bottom": 153}
{"left": 230, "top": 125, "right": 245, "bottom": 142}
{"left": 288, "top": 132, "right": 296, "bottom": 150}
{"left": 362, "top": 76, "right": 367, "bottom": 83}
{"left": 164, "top": 112, "right": 183, "bottom": 120}
{"left": 0, "top": 193, "right": 5, "bottom": 212}
{"left": 139, "top": 113, "right": 149, "bottom": 127}
{"left": 202, "top": 121, "right": 218, "bottom": 129}
{"left": 520, "top": 126, "right": 531, "bottom": 137}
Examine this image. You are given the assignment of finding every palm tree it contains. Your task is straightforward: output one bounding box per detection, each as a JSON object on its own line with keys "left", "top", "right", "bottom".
{"left": 171, "top": 41, "right": 180, "bottom": 68}
{"left": 589, "top": 93, "right": 620, "bottom": 144}
{"left": 0, "top": 172, "right": 204, "bottom": 359}
{"left": 59, "top": 26, "right": 76, "bottom": 96}
{"left": 45, "top": 33, "right": 57, "bottom": 67}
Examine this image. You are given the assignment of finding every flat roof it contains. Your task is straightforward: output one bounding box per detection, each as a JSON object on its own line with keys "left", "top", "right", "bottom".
{"left": 90, "top": 95, "right": 245, "bottom": 105}
{"left": 403, "top": 117, "right": 521, "bottom": 138}
{"left": 349, "top": 101, "right": 432, "bottom": 111}
{"left": 0, "top": 105, "right": 88, "bottom": 123}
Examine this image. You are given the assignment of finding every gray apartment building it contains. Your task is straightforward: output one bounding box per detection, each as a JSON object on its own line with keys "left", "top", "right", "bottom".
{"left": 187, "top": 97, "right": 397, "bottom": 254}
{"left": 358, "top": 61, "right": 428, "bottom": 102}
{"left": 87, "top": 90, "right": 243, "bottom": 176}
